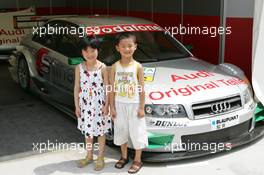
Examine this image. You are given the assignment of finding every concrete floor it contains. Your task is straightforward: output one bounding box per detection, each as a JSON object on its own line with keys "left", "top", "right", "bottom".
{"left": 1, "top": 60, "right": 264, "bottom": 175}
{"left": 0, "top": 137, "right": 264, "bottom": 175}
{"left": 0, "top": 60, "right": 83, "bottom": 157}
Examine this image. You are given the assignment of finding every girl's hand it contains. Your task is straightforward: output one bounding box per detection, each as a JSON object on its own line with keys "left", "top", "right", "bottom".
{"left": 102, "top": 106, "right": 109, "bottom": 117}
{"left": 138, "top": 108, "right": 145, "bottom": 118}
{"left": 110, "top": 108, "right": 117, "bottom": 119}
{"left": 75, "top": 107, "right": 81, "bottom": 118}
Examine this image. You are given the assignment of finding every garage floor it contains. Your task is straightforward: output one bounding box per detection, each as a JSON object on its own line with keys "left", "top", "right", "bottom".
{"left": 0, "top": 60, "right": 83, "bottom": 157}
{"left": 0, "top": 136, "right": 264, "bottom": 175}
{"left": 0, "top": 60, "right": 264, "bottom": 175}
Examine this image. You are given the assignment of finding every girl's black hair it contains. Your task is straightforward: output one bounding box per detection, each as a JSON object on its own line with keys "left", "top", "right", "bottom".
{"left": 115, "top": 32, "right": 136, "bottom": 45}
{"left": 79, "top": 36, "right": 100, "bottom": 51}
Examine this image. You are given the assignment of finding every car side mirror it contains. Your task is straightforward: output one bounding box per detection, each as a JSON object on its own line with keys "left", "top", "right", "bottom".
{"left": 68, "top": 57, "right": 84, "bottom": 65}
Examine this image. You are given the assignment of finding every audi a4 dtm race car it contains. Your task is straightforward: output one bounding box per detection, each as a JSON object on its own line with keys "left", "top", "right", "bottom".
{"left": 8, "top": 15, "right": 264, "bottom": 162}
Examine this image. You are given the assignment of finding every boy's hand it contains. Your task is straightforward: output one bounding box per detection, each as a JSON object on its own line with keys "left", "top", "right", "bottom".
{"left": 138, "top": 108, "right": 145, "bottom": 118}
{"left": 110, "top": 108, "right": 117, "bottom": 119}
{"left": 102, "top": 106, "right": 109, "bottom": 117}
{"left": 75, "top": 107, "right": 81, "bottom": 118}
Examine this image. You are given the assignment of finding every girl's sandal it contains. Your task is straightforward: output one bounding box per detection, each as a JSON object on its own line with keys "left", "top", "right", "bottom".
{"left": 94, "top": 156, "right": 105, "bottom": 171}
{"left": 77, "top": 156, "right": 93, "bottom": 168}
{"left": 114, "top": 157, "right": 129, "bottom": 169}
{"left": 128, "top": 161, "right": 143, "bottom": 174}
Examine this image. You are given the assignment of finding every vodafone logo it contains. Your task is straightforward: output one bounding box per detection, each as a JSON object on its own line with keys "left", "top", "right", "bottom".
{"left": 86, "top": 23, "right": 163, "bottom": 36}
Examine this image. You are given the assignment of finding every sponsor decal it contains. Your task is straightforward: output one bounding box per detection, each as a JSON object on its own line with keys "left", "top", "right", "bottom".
{"left": 210, "top": 115, "right": 239, "bottom": 130}
{"left": 148, "top": 70, "right": 247, "bottom": 100}
{"left": 0, "top": 29, "right": 25, "bottom": 36}
{"left": 0, "top": 29, "right": 26, "bottom": 46}
{"left": 148, "top": 119, "right": 189, "bottom": 127}
{"left": 0, "top": 7, "right": 34, "bottom": 47}
{"left": 144, "top": 67, "right": 156, "bottom": 82}
{"left": 171, "top": 70, "right": 215, "bottom": 82}
{"left": 86, "top": 23, "right": 163, "bottom": 36}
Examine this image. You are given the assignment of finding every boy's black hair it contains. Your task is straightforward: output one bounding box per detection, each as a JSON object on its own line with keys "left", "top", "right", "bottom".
{"left": 79, "top": 36, "right": 100, "bottom": 52}
{"left": 115, "top": 32, "right": 136, "bottom": 45}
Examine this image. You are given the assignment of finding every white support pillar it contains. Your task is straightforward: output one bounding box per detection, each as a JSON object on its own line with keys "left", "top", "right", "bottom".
{"left": 219, "top": 0, "right": 227, "bottom": 64}
{"left": 252, "top": 0, "right": 264, "bottom": 104}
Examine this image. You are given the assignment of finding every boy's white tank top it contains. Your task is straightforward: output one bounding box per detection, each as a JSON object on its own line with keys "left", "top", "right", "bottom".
{"left": 114, "top": 60, "right": 140, "bottom": 103}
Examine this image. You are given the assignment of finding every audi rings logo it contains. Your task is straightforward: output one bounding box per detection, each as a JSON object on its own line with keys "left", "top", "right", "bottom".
{"left": 211, "top": 101, "right": 231, "bottom": 113}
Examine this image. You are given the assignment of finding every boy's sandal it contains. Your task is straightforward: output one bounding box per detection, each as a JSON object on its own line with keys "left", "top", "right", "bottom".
{"left": 128, "top": 161, "right": 143, "bottom": 174}
{"left": 94, "top": 156, "right": 105, "bottom": 171}
{"left": 114, "top": 157, "right": 129, "bottom": 169}
{"left": 77, "top": 157, "right": 93, "bottom": 168}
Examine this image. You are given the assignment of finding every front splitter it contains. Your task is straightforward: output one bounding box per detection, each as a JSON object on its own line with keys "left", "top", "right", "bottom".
{"left": 141, "top": 123, "right": 264, "bottom": 162}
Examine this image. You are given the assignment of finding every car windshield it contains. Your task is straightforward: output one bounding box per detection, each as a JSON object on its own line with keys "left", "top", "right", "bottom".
{"left": 96, "top": 31, "right": 191, "bottom": 66}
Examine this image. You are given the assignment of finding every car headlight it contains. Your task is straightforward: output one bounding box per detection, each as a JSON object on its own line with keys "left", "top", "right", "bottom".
{"left": 145, "top": 104, "right": 187, "bottom": 118}
{"left": 242, "top": 86, "right": 253, "bottom": 104}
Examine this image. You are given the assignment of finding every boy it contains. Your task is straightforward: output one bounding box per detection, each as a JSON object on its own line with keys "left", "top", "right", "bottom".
{"left": 109, "top": 32, "right": 148, "bottom": 174}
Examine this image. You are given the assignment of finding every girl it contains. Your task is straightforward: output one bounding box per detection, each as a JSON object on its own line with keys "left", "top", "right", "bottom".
{"left": 74, "top": 37, "right": 111, "bottom": 171}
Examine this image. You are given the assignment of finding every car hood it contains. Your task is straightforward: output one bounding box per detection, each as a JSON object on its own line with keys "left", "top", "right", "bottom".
{"left": 143, "top": 57, "right": 248, "bottom": 104}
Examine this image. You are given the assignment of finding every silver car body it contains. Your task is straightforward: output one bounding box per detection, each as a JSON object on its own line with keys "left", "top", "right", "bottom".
{"left": 8, "top": 16, "right": 263, "bottom": 162}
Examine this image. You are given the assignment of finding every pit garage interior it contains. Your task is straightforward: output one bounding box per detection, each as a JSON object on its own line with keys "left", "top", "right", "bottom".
{"left": 1, "top": 0, "right": 264, "bottom": 175}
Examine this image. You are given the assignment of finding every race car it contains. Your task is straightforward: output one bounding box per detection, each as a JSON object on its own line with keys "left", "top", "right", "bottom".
{"left": 8, "top": 15, "right": 264, "bottom": 162}
{"left": 0, "top": 7, "right": 35, "bottom": 60}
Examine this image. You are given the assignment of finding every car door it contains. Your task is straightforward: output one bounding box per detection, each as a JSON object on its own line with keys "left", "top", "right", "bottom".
{"left": 30, "top": 21, "right": 65, "bottom": 99}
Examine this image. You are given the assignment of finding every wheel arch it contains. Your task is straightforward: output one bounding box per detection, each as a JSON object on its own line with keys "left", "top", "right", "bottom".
{"left": 16, "top": 46, "right": 38, "bottom": 78}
